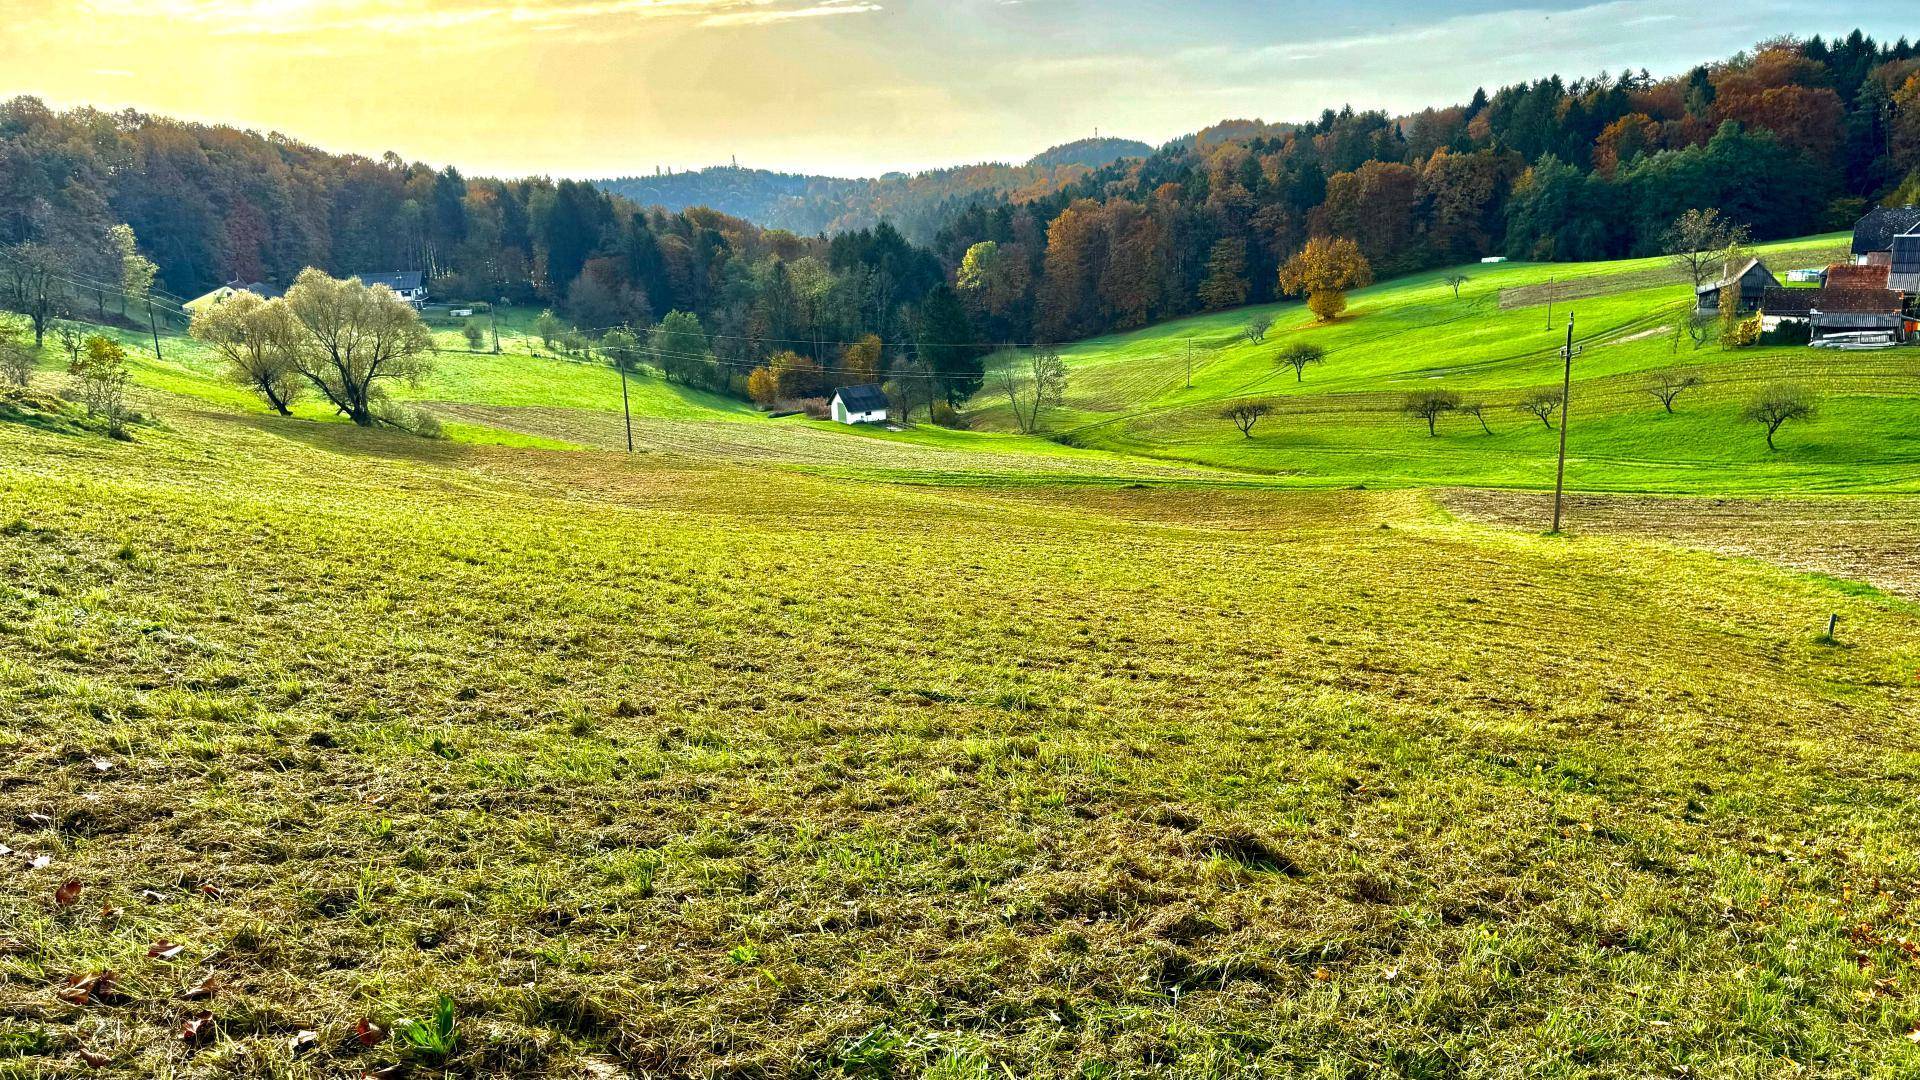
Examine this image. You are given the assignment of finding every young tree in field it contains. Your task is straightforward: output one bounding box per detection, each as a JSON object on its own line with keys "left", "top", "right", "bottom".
{"left": 1662, "top": 209, "right": 1751, "bottom": 291}
{"left": 995, "top": 346, "right": 1067, "bottom": 434}
{"left": 281, "top": 269, "right": 436, "bottom": 427}
{"left": 1518, "top": 388, "right": 1563, "bottom": 429}
{"left": 461, "top": 321, "right": 485, "bottom": 350}
{"left": 108, "top": 224, "right": 157, "bottom": 318}
{"left": 1442, "top": 273, "right": 1470, "bottom": 299}
{"left": 1460, "top": 402, "right": 1492, "bottom": 434}
{"left": 1198, "top": 237, "right": 1251, "bottom": 311}
{"left": 533, "top": 309, "right": 564, "bottom": 349}
{"left": 1244, "top": 314, "right": 1272, "bottom": 345}
{"left": 884, "top": 356, "right": 939, "bottom": 424}
{"left": 54, "top": 324, "right": 83, "bottom": 367}
{"left": 190, "top": 292, "right": 304, "bottom": 416}
{"left": 1276, "top": 342, "right": 1326, "bottom": 382}
{"left": 1278, "top": 238, "right": 1373, "bottom": 322}
{"left": 1742, "top": 385, "right": 1814, "bottom": 451}
{"left": 1403, "top": 389, "right": 1459, "bottom": 436}
{"left": 1221, "top": 400, "right": 1273, "bottom": 438}
{"left": 69, "top": 334, "right": 131, "bottom": 436}
{"left": 1645, "top": 369, "right": 1702, "bottom": 413}
{"left": 1683, "top": 311, "right": 1714, "bottom": 350}
{"left": 1, "top": 243, "right": 66, "bottom": 348}
{"left": 600, "top": 326, "right": 641, "bottom": 371}
{"left": 0, "top": 317, "right": 33, "bottom": 387}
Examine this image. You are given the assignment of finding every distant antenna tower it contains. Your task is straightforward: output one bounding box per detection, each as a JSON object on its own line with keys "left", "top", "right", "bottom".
{"left": 731, "top": 153, "right": 738, "bottom": 168}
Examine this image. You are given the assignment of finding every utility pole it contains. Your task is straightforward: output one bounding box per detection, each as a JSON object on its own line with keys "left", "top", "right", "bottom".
{"left": 146, "top": 297, "right": 162, "bottom": 361}
{"left": 1185, "top": 338, "right": 1193, "bottom": 388}
{"left": 618, "top": 357, "right": 634, "bottom": 453}
{"left": 490, "top": 302, "right": 501, "bottom": 354}
{"left": 1551, "top": 311, "right": 1575, "bottom": 534}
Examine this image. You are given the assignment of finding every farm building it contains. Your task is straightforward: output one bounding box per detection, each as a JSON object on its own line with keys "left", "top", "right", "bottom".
{"left": 184, "top": 278, "right": 283, "bottom": 313}
{"left": 1695, "top": 258, "right": 1778, "bottom": 314}
{"left": 1809, "top": 288, "right": 1907, "bottom": 347}
{"left": 1851, "top": 207, "right": 1920, "bottom": 266}
{"left": 1825, "top": 264, "right": 1891, "bottom": 291}
{"left": 1890, "top": 228, "right": 1920, "bottom": 296}
{"left": 829, "top": 384, "right": 889, "bottom": 425}
{"left": 352, "top": 270, "right": 428, "bottom": 306}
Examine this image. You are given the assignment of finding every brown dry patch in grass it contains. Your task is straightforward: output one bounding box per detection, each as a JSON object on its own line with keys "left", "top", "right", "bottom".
{"left": 1440, "top": 488, "right": 1920, "bottom": 601}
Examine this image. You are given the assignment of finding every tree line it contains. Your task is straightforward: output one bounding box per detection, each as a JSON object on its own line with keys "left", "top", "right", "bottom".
{"left": 3, "top": 30, "right": 1916, "bottom": 416}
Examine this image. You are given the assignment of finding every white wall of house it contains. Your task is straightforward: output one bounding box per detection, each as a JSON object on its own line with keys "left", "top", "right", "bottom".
{"left": 831, "top": 397, "right": 886, "bottom": 424}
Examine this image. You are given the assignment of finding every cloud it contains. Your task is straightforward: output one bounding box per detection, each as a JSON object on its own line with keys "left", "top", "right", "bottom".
{"left": 75, "top": 0, "right": 883, "bottom": 35}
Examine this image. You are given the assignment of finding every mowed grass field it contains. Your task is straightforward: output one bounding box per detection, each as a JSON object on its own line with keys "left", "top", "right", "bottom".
{"left": 5, "top": 387, "right": 1920, "bottom": 1076}
{"left": 972, "top": 234, "right": 1920, "bottom": 492}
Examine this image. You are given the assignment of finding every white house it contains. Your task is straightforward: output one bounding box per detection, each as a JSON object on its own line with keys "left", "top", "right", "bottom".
{"left": 1480, "top": 256, "right": 1508, "bottom": 264}
{"left": 830, "top": 384, "right": 888, "bottom": 425}
{"left": 354, "top": 270, "right": 428, "bottom": 307}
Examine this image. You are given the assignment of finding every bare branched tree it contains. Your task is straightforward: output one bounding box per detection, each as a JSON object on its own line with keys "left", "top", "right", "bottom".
{"left": 1220, "top": 400, "right": 1274, "bottom": 438}
{"left": 1742, "top": 385, "right": 1814, "bottom": 451}
{"left": 1645, "top": 369, "right": 1702, "bottom": 413}
{"left": 1662, "top": 209, "right": 1751, "bottom": 291}
{"left": 1517, "top": 388, "right": 1563, "bottom": 429}
{"left": 1244, "top": 315, "right": 1272, "bottom": 345}
{"left": 995, "top": 346, "right": 1068, "bottom": 434}
{"left": 1460, "top": 402, "right": 1492, "bottom": 434}
{"left": 1403, "top": 390, "right": 1459, "bottom": 436}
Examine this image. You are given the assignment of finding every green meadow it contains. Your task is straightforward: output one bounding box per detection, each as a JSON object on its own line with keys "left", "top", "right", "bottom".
{"left": 6, "top": 238, "right": 1920, "bottom": 1076}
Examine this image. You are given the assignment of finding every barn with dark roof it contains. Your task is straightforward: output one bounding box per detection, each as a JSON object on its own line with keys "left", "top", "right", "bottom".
{"left": 830, "top": 384, "right": 889, "bottom": 425}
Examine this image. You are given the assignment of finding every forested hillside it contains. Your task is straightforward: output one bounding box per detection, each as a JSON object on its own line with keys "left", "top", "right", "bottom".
{"left": 3, "top": 30, "right": 1918, "bottom": 410}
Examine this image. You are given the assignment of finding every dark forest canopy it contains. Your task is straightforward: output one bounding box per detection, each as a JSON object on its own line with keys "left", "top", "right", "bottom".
{"left": 4, "top": 29, "right": 1919, "bottom": 407}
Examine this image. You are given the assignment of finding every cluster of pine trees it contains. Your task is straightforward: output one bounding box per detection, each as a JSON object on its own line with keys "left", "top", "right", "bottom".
{"left": 3, "top": 31, "right": 1917, "bottom": 409}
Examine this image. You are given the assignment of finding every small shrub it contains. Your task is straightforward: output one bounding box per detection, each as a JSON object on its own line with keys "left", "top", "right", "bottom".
{"left": 397, "top": 994, "right": 459, "bottom": 1064}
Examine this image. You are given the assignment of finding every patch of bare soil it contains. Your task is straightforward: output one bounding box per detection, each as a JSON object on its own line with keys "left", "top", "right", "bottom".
{"left": 1438, "top": 488, "right": 1920, "bottom": 600}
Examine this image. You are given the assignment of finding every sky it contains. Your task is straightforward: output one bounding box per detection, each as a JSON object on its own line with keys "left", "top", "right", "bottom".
{"left": 2, "top": 0, "right": 1913, "bottom": 179}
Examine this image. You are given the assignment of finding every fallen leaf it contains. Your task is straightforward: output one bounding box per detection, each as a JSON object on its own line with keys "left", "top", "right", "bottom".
{"left": 183, "top": 974, "right": 219, "bottom": 1001}
{"left": 98, "top": 905, "right": 123, "bottom": 920}
{"left": 77, "top": 1049, "right": 111, "bottom": 1068}
{"left": 1908, "top": 1026, "right": 1920, "bottom": 1044}
{"left": 356, "top": 1018, "right": 388, "bottom": 1046}
{"left": 56, "top": 971, "right": 117, "bottom": 1007}
{"left": 30, "top": 855, "right": 51, "bottom": 870}
{"left": 139, "top": 889, "right": 165, "bottom": 903}
{"left": 180, "top": 1011, "right": 214, "bottom": 1045}
{"left": 148, "top": 940, "right": 186, "bottom": 961}
{"left": 1312, "top": 967, "right": 1331, "bottom": 982}
{"left": 23, "top": 812, "right": 53, "bottom": 828}
{"left": 55, "top": 880, "right": 81, "bottom": 908}
{"left": 290, "top": 1029, "right": 319, "bottom": 1055}
{"left": 363, "top": 1066, "right": 409, "bottom": 1080}
{"left": 199, "top": 883, "right": 221, "bottom": 899}
{"left": 90, "top": 758, "right": 113, "bottom": 773}
{"left": 0, "top": 844, "right": 11, "bottom": 857}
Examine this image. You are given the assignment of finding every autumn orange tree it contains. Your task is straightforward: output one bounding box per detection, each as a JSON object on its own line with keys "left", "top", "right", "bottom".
{"left": 1278, "top": 238, "right": 1374, "bottom": 322}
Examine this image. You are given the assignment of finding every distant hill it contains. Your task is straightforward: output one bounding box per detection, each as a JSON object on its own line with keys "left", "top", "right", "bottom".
{"left": 594, "top": 135, "right": 1151, "bottom": 242}
{"left": 1026, "top": 137, "right": 1154, "bottom": 170}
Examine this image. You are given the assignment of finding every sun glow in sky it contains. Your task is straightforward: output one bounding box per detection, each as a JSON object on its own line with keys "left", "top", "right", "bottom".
{"left": 5, "top": 0, "right": 1913, "bottom": 178}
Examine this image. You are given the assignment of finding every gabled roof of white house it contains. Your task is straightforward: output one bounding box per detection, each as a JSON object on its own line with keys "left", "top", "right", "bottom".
{"left": 354, "top": 271, "right": 425, "bottom": 292}
{"left": 833, "top": 384, "right": 888, "bottom": 413}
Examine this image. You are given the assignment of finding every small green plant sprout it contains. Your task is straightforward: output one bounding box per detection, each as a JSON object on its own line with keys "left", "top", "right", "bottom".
{"left": 1402, "top": 389, "right": 1459, "bottom": 436}
{"left": 1220, "top": 400, "right": 1273, "bottom": 438}
{"left": 397, "top": 994, "right": 458, "bottom": 1064}
{"left": 726, "top": 941, "right": 760, "bottom": 965}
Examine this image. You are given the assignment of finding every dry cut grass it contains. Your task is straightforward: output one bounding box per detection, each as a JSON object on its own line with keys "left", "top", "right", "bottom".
{"left": 3, "top": 408, "right": 1920, "bottom": 1077}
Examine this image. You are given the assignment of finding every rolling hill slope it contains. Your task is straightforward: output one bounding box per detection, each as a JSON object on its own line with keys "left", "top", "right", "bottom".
{"left": 972, "top": 233, "right": 1920, "bottom": 493}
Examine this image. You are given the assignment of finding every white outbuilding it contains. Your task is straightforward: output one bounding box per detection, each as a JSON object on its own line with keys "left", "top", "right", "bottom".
{"left": 830, "top": 384, "right": 889, "bottom": 425}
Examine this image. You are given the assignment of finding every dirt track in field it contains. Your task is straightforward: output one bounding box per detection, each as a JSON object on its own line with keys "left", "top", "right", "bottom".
{"left": 1438, "top": 488, "right": 1920, "bottom": 601}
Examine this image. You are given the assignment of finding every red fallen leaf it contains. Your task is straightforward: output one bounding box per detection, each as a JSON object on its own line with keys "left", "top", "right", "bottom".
{"left": 98, "top": 905, "right": 123, "bottom": 920}
{"left": 356, "top": 1018, "right": 388, "bottom": 1046}
{"left": 199, "top": 883, "right": 221, "bottom": 899}
{"left": 290, "top": 1029, "right": 319, "bottom": 1055}
{"left": 56, "top": 970, "right": 116, "bottom": 1006}
{"left": 180, "top": 1011, "right": 214, "bottom": 1045}
{"left": 77, "top": 1049, "right": 111, "bottom": 1068}
{"left": 148, "top": 940, "right": 186, "bottom": 961}
{"left": 55, "top": 880, "right": 81, "bottom": 908}
{"left": 183, "top": 973, "right": 219, "bottom": 1000}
